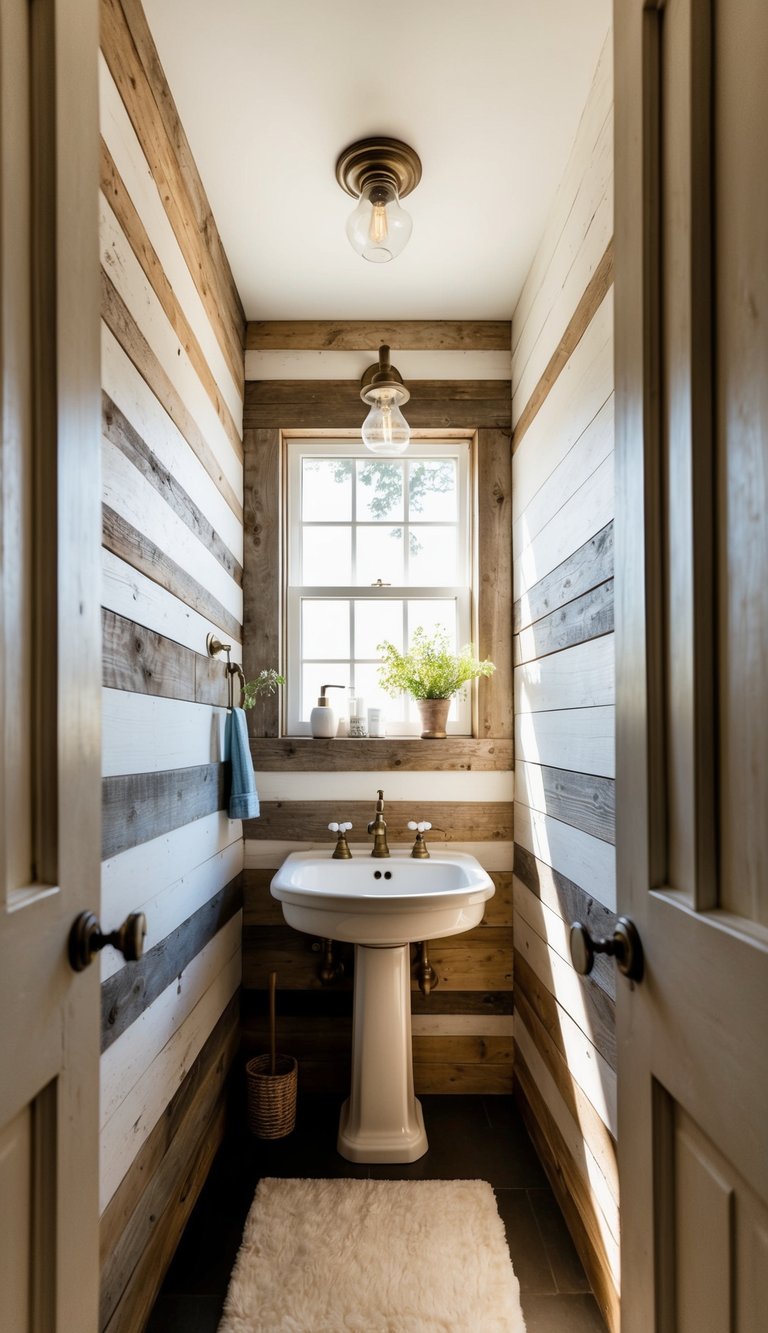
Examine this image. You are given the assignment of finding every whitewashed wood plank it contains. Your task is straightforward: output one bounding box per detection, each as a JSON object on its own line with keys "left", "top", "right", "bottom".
{"left": 512, "top": 295, "right": 613, "bottom": 523}
{"left": 515, "top": 1015, "right": 619, "bottom": 1257}
{"left": 102, "top": 438, "right": 243, "bottom": 623}
{"left": 514, "top": 801, "right": 616, "bottom": 910}
{"left": 515, "top": 706, "right": 615, "bottom": 778}
{"left": 102, "top": 550, "right": 242, "bottom": 658}
{"left": 254, "top": 771, "right": 515, "bottom": 804}
{"left": 102, "top": 325, "right": 242, "bottom": 561}
{"left": 244, "top": 839, "right": 515, "bottom": 873}
{"left": 245, "top": 349, "right": 511, "bottom": 382}
{"left": 515, "top": 636, "right": 615, "bottom": 714}
{"left": 513, "top": 395, "right": 614, "bottom": 554}
{"left": 515, "top": 454, "right": 614, "bottom": 599}
{"left": 99, "top": 193, "right": 242, "bottom": 497}
{"left": 514, "top": 875, "right": 583, "bottom": 974}
{"left": 410, "top": 1015, "right": 514, "bottom": 1037}
{"left": 102, "top": 811, "right": 240, "bottom": 927}
{"left": 99, "top": 913, "right": 241, "bottom": 1131}
{"left": 513, "top": 153, "right": 613, "bottom": 413}
{"left": 101, "top": 835, "right": 243, "bottom": 982}
{"left": 512, "top": 35, "right": 613, "bottom": 357}
{"left": 101, "top": 689, "right": 228, "bottom": 777}
{"left": 98, "top": 55, "right": 242, "bottom": 425}
{"left": 99, "top": 939, "right": 241, "bottom": 1212}
{"left": 514, "top": 913, "right": 617, "bottom": 1138}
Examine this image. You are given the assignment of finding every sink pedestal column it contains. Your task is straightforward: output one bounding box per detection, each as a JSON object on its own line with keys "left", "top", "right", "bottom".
{"left": 337, "top": 942, "right": 427, "bottom": 1163}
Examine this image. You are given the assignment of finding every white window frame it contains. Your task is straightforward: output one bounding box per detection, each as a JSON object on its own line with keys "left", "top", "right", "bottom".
{"left": 284, "top": 437, "right": 473, "bottom": 736}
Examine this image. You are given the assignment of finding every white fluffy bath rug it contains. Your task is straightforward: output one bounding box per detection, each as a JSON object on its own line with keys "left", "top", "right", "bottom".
{"left": 218, "top": 1177, "right": 525, "bottom": 1332}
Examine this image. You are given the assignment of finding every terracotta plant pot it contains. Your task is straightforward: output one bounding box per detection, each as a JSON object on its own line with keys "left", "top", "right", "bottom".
{"left": 416, "top": 697, "right": 451, "bottom": 739}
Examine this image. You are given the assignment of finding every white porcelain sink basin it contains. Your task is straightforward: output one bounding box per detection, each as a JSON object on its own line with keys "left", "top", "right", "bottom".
{"left": 271, "top": 845, "right": 496, "bottom": 1165}
{"left": 270, "top": 848, "right": 494, "bottom": 946}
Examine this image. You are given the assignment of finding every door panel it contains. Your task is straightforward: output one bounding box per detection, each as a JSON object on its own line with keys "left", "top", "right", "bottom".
{"left": 0, "top": 1109, "right": 32, "bottom": 1329}
{"left": 0, "top": 0, "right": 101, "bottom": 1327}
{"left": 715, "top": 0, "right": 768, "bottom": 927}
{"left": 655, "top": 1089, "right": 768, "bottom": 1333}
{"left": 615, "top": 0, "right": 768, "bottom": 1328}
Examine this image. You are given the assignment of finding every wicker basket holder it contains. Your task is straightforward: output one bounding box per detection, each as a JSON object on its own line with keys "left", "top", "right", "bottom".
{"left": 245, "top": 1053, "right": 298, "bottom": 1138}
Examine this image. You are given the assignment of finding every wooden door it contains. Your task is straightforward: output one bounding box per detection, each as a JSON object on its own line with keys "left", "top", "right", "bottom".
{"left": 615, "top": 0, "right": 768, "bottom": 1329}
{"left": 0, "top": 0, "right": 101, "bottom": 1327}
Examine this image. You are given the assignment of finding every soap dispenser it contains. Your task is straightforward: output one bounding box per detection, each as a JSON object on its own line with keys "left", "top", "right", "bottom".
{"left": 310, "top": 684, "right": 345, "bottom": 738}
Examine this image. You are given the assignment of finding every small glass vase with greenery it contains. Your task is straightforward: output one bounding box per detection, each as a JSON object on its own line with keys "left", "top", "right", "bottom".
{"left": 377, "top": 627, "right": 495, "bottom": 738}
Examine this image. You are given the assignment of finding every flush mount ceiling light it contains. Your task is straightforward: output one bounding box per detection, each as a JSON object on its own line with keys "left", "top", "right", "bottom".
{"left": 360, "top": 345, "right": 411, "bottom": 454}
{"left": 336, "top": 137, "right": 422, "bottom": 263}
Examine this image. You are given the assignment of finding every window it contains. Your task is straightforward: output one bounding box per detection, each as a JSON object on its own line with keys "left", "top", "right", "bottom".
{"left": 285, "top": 438, "right": 472, "bottom": 735}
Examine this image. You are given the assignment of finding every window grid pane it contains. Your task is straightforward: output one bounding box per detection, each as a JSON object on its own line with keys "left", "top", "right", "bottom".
{"left": 288, "top": 441, "right": 471, "bottom": 735}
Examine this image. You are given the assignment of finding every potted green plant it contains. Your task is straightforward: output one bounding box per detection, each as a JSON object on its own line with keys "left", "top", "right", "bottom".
{"left": 377, "top": 627, "right": 495, "bottom": 738}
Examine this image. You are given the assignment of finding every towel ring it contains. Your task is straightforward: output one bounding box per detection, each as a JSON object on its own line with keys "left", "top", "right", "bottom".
{"left": 206, "top": 634, "right": 246, "bottom": 711}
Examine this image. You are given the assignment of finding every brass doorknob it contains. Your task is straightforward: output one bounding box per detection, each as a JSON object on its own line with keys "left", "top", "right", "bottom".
{"left": 569, "top": 916, "right": 644, "bottom": 983}
{"left": 68, "top": 911, "right": 147, "bottom": 972}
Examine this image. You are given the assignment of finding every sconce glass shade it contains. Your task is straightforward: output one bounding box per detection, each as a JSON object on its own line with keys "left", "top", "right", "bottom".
{"left": 346, "top": 180, "right": 413, "bottom": 263}
{"left": 361, "top": 392, "right": 411, "bottom": 454}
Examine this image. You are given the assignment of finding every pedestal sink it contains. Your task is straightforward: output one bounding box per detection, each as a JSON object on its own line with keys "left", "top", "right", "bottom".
{"left": 270, "top": 849, "right": 494, "bottom": 1162}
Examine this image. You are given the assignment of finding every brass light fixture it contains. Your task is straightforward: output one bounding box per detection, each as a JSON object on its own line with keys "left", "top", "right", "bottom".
{"left": 336, "top": 136, "right": 422, "bottom": 263}
{"left": 360, "top": 345, "right": 410, "bottom": 454}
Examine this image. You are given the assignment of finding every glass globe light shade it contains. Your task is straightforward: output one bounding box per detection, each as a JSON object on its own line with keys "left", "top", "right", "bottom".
{"left": 346, "top": 179, "right": 413, "bottom": 263}
{"left": 361, "top": 389, "right": 410, "bottom": 454}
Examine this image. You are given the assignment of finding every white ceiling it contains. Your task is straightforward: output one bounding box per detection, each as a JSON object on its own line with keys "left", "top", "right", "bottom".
{"left": 143, "top": 0, "right": 610, "bottom": 321}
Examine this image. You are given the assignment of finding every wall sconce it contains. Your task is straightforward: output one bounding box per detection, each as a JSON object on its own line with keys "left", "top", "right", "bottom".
{"left": 336, "top": 137, "right": 422, "bottom": 263}
{"left": 360, "top": 345, "right": 411, "bottom": 455}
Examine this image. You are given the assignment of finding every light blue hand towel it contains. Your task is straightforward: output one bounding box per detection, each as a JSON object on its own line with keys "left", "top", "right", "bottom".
{"left": 227, "top": 707, "right": 260, "bottom": 820}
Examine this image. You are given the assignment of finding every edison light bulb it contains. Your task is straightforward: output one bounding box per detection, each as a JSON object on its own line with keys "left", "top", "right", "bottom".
{"left": 361, "top": 392, "right": 410, "bottom": 455}
{"left": 346, "top": 180, "right": 413, "bottom": 263}
{"left": 369, "top": 201, "right": 389, "bottom": 247}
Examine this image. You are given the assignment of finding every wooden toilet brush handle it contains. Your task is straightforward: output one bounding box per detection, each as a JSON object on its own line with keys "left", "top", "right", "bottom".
{"left": 269, "top": 970, "right": 277, "bottom": 1075}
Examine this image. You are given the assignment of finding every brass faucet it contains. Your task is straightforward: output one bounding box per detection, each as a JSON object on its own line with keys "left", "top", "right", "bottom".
{"left": 368, "top": 789, "right": 390, "bottom": 857}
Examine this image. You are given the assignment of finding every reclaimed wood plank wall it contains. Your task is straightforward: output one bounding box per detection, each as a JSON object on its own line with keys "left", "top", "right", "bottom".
{"left": 98, "top": 1, "right": 245, "bottom": 1327}
{"left": 242, "top": 327, "right": 515, "bottom": 1096}
{"left": 510, "top": 35, "right": 619, "bottom": 1332}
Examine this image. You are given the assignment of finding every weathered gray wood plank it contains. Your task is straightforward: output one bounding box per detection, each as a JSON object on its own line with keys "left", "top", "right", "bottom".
{"left": 477, "top": 429, "right": 513, "bottom": 738}
{"left": 102, "top": 762, "right": 228, "bottom": 859}
{"left": 102, "top": 607, "right": 195, "bottom": 701}
{"left": 101, "top": 0, "right": 245, "bottom": 391}
{"left": 514, "top": 948, "right": 616, "bottom": 1071}
{"left": 514, "top": 579, "right": 614, "bottom": 664}
{"left": 102, "top": 608, "right": 230, "bottom": 708}
{"left": 249, "top": 736, "right": 513, "bottom": 771}
{"left": 101, "top": 268, "right": 242, "bottom": 520}
{"left": 243, "top": 427, "right": 280, "bottom": 736}
{"left": 246, "top": 320, "right": 512, "bottom": 352}
{"left": 244, "top": 380, "right": 511, "bottom": 430}
{"left": 100, "top": 140, "right": 243, "bottom": 462}
{"left": 101, "top": 875, "right": 242, "bottom": 1049}
{"left": 102, "top": 504, "right": 241, "bottom": 644}
{"left": 513, "top": 520, "right": 614, "bottom": 633}
{"left": 517, "top": 762, "right": 615, "bottom": 844}
{"left": 514, "top": 843, "right": 616, "bottom": 997}
{"left": 102, "top": 392, "right": 242, "bottom": 584}
{"left": 99, "top": 995, "right": 238, "bottom": 1270}
{"left": 243, "top": 800, "right": 513, "bottom": 843}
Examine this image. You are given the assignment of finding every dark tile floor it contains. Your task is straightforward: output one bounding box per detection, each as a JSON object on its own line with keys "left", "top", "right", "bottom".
{"left": 146, "top": 1094, "right": 607, "bottom": 1332}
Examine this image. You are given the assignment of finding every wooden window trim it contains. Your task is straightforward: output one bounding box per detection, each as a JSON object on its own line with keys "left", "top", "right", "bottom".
{"left": 243, "top": 379, "right": 511, "bottom": 770}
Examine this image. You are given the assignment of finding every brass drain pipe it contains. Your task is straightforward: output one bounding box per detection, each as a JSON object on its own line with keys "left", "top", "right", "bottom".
{"left": 316, "top": 938, "right": 344, "bottom": 985}
{"left": 415, "top": 941, "right": 439, "bottom": 997}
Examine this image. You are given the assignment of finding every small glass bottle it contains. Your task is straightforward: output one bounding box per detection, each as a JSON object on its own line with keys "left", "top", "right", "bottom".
{"left": 349, "top": 695, "right": 368, "bottom": 737}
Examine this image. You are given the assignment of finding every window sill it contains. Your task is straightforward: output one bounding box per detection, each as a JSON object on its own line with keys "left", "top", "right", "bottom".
{"left": 249, "top": 736, "right": 512, "bottom": 772}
